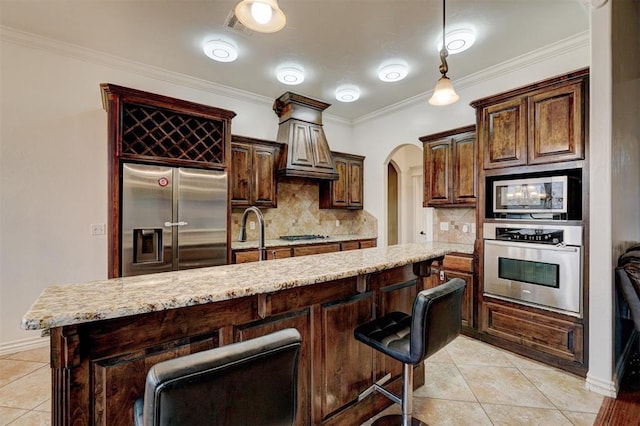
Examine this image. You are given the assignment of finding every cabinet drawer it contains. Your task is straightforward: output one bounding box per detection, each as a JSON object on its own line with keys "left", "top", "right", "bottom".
{"left": 359, "top": 239, "right": 377, "bottom": 249}
{"left": 293, "top": 243, "right": 341, "bottom": 257}
{"left": 341, "top": 241, "right": 360, "bottom": 251}
{"left": 482, "top": 301, "right": 583, "bottom": 363}
{"left": 442, "top": 254, "right": 474, "bottom": 273}
{"left": 233, "top": 248, "right": 292, "bottom": 263}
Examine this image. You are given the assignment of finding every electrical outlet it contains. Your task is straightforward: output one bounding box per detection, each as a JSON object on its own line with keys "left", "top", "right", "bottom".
{"left": 462, "top": 223, "right": 470, "bottom": 233}
{"left": 336, "top": 220, "right": 340, "bottom": 227}
{"left": 439, "top": 222, "right": 449, "bottom": 231}
{"left": 91, "top": 224, "right": 105, "bottom": 236}
{"left": 249, "top": 221, "right": 255, "bottom": 230}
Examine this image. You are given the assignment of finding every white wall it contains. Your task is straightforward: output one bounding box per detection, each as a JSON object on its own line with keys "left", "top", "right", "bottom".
{"left": 0, "top": 28, "right": 354, "bottom": 349}
{"left": 586, "top": 0, "right": 640, "bottom": 397}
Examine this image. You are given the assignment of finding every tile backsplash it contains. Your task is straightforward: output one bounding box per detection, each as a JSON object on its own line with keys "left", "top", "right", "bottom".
{"left": 231, "top": 178, "right": 377, "bottom": 241}
{"left": 432, "top": 208, "right": 476, "bottom": 244}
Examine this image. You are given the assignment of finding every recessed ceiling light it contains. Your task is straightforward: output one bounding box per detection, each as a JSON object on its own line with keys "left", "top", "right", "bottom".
{"left": 276, "top": 66, "right": 304, "bottom": 85}
{"left": 335, "top": 86, "right": 360, "bottom": 103}
{"left": 436, "top": 28, "right": 476, "bottom": 55}
{"left": 203, "top": 39, "right": 238, "bottom": 62}
{"left": 378, "top": 63, "right": 409, "bottom": 82}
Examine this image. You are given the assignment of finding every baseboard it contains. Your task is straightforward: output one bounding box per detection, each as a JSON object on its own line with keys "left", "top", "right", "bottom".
{"left": 0, "top": 335, "right": 49, "bottom": 357}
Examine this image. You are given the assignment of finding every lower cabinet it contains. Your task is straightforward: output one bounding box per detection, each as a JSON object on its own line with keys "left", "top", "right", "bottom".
{"left": 481, "top": 299, "right": 584, "bottom": 372}
{"left": 233, "top": 247, "right": 293, "bottom": 263}
{"left": 319, "top": 293, "right": 374, "bottom": 420}
{"left": 232, "top": 238, "right": 377, "bottom": 264}
{"left": 426, "top": 253, "right": 475, "bottom": 331}
{"left": 293, "top": 243, "right": 341, "bottom": 257}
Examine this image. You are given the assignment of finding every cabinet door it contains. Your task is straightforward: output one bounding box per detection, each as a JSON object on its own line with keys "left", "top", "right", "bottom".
{"left": 452, "top": 133, "right": 477, "bottom": 204}
{"left": 528, "top": 81, "right": 584, "bottom": 165}
{"left": 424, "top": 140, "right": 452, "bottom": 205}
{"left": 318, "top": 293, "right": 373, "bottom": 420}
{"left": 444, "top": 271, "right": 474, "bottom": 329}
{"left": 482, "top": 98, "right": 527, "bottom": 169}
{"left": 253, "top": 145, "right": 278, "bottom": 207}
{"left": 347, "top": 159, "right": 363, "bottom": 208}
{"left": 230, "top": 143, "right": 252, "bottom": 206}
{"left": 331, "top": 157, "right": 349, "bottom": 207}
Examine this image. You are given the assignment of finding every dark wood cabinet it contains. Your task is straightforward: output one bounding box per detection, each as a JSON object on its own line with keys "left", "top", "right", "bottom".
{"left": 481, "top": 300, "right": 584, "bottom": 366}
{"left": 293, "top": 243, "right": 341, "bottom": 256}
{"left": 472, "top": 69, "right": 587, "bottom": 170}
{"left": 318, "top": 293, "right": 374, "bottom": 420}
{"left": 471, "top": 68, "right": 589, "bottom": 377}
{"left": 320, "top": 152, "right": 365, "bottom": 209}
{"left": 232, "top": 238, "right": 376, "bottom": 264}
{"left": 426, "top": 253, "right": 475, "bottom": 330}
{"left": 231, "top": 136, "right": 282, "bottom": 208}
{"left": 420, "top": 125, "right": 476, "bottom": 207}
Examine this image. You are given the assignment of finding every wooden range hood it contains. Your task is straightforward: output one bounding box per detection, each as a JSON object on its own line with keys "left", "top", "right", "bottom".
{"left": 272, "top": 92, "right": 339, "bottom": 180}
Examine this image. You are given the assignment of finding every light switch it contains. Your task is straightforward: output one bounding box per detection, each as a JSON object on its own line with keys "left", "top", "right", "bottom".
{"left": 249, "top": 221, "right": 255, "bottom": 230}
{"left": 439, "top": 222, "right": 449, "bottom": 231}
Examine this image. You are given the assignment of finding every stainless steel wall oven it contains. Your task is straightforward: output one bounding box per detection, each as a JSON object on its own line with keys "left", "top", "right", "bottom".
{"left": 483, "top": 223, "right": 583, "bottom": 317}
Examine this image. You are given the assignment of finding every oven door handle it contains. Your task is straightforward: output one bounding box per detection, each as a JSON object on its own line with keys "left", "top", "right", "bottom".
{"left": 485, "top": 239, "right": 579, "bottom": 253}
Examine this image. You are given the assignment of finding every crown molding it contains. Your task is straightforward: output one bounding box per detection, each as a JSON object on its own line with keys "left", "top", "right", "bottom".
{"left": 0, "top": 26, "right": 277, "bottom": 108}
{"left": 1, "top": 25, "right": 587, "bottom": 127}
{"left": 354, "top": 30, "right": 590, "bottom": 125}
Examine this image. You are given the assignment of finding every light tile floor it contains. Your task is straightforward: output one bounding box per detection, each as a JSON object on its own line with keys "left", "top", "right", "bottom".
{"left": 0, "top": 336, "right": 603, "bottom": 425}
{"left": 363, "top": 336, "right": 603, "bottom": 426}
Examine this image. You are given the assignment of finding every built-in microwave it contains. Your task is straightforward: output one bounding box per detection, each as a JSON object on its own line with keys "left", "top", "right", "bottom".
{"left": 490, "top": 175, "right": 580, "bottom": 220}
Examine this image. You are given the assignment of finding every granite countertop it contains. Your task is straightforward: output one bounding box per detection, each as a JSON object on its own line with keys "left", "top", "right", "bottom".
{"left": 231, "top": 234, "right": 377, "bottom": 250}
{"left": 22, "top": 242, "right": 473, "bottom": 332}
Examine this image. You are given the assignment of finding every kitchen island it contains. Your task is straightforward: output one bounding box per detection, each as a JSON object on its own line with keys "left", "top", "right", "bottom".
{"left": 22, "top": 242, "right": 472, "bottom": 426}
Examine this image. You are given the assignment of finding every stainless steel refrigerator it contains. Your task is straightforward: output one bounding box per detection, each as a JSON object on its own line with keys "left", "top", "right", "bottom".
{"left": 121, "top": 163, "right": 228, "bottom": 277}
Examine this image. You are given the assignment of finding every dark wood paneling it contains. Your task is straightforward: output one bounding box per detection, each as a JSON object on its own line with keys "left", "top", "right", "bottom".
{"left": 482, "top": 300, "right": 583, "bottom": 363}
{"left": 293, "top": 243, "right": 341, "bottom": 256}
{"left": 319, "top": 293, "right": 374, "bottom": 420}
{"left": 528, "top": 81, "right": 584, "bottom": 164}
{"left": 320, "top": 152, "right": 365, "bottom": 210}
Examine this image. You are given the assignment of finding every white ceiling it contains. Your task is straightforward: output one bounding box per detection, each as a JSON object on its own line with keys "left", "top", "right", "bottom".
{"left": 0, "top": 0, "right": 590, "bottom": 120}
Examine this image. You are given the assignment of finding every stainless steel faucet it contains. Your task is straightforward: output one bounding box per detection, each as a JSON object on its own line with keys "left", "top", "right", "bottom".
{"left": 238, "top": 206, "right": 266, "bottom": 261}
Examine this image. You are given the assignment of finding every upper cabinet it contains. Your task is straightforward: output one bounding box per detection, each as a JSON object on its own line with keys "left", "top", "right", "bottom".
{"left": 420, "top": 125, "right": 476, "bottom": 207}
{"left": 231, "top": 135, "right": 283, "bottom": 209}
{"left": 471, "top": 68, "right": 588, "bottom": 170}
{"left": 320, "top": 152, "right": 365, "bottom": 209}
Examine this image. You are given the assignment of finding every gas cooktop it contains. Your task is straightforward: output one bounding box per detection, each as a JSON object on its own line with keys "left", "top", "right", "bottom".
{"left": 279, "top": 235, "right": 330, "bottom": 241}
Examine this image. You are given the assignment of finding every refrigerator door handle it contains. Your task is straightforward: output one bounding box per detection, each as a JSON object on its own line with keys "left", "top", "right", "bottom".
{"left": 164, "top": 221, "right": 188, "bottom": 227}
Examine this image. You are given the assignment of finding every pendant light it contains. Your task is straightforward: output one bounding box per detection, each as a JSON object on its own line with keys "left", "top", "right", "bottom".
{"left": 428, "top": 0, "right": 459, "bottom": 106}
{"left": 235, "top": 0, "right": 286, "bottom": 33}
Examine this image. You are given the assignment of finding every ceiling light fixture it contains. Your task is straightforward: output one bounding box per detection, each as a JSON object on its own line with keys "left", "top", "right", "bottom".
{"left": 335, "top": 86, "right": 360, "bottom": 103}
{"left": 378, "top": 63, "right": 409, "bottom": 82}
{"left": 235, "top": 0, "right": 286, "bottom": 33}
{"left": 276, "top": 66, "right": 304, "bottom": 85}
{"left": 436, "top": 28, "right": 476, "bottom": 55}
{"left": 428, "top": 0, "right": 460, "bottom": 106}
{"left": 203, "top": 39, "right": 238, "bottom": 62}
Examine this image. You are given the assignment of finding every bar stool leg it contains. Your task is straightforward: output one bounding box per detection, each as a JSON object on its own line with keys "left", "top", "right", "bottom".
{"left": 402, "top": 363, "right": 413, "bottom": 426}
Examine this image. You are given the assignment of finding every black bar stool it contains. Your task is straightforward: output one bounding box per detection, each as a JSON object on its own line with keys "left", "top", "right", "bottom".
{"left": 134, "top": 328, "right": 301, "bottom": 426}
{"left": 354, "top": 278, "right": 466, "bottom": 426}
